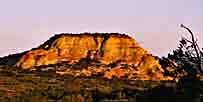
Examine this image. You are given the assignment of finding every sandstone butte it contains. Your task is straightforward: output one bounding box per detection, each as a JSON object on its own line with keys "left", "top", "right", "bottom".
{"left": 16, "top": 33, "right": 174, "bottom": 80}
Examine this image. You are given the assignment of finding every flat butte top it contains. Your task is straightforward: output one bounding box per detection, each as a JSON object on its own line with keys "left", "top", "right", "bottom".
{"left": 15, "top": 33, "right": 173, "bottom": 80}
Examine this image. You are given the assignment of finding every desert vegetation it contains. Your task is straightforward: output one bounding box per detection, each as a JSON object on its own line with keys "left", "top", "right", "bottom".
{"left": 0, "top": 24, "right": 202, "bottom": 102}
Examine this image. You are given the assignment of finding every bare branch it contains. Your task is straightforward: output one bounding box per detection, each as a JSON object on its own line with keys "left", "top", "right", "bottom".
{"left": 180, "top": 24, "right": 202, "bottom": 73}
{"left": 180, "top": 24, "right": 200, "bottom": 61}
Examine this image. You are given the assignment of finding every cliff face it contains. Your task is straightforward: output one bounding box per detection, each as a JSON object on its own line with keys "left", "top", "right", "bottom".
{"left": 16, "top": 34, "right": 146, "bottom": 68}
{"left": 15, "top": 33, "right": 173, "bottom": 80}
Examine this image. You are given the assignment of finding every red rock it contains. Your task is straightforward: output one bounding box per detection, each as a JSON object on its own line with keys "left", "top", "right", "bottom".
{"left": 15, "top": 33, "right": 175, "bottom": 80}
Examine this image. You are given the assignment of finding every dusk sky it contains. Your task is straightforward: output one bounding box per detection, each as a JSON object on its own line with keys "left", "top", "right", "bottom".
{"left": 0, "top": 0, "right": 202, "bottom": 57}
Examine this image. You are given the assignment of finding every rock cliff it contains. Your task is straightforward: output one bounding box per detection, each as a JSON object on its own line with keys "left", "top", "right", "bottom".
{"left": 15, "top": 33, "right": 173, "bottom": 80}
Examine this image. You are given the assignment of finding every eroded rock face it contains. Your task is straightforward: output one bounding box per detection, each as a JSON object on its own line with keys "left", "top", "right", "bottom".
{"left": 16, "top": 34, "right": 145, "bottom": 68}
{"left": 16, "top": 33, "right": 173, "bottom": 80}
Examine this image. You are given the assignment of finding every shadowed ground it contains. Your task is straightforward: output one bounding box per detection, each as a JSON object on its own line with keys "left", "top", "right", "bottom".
{"left": 0, "top": 65, "right": 202, "bottom": 102}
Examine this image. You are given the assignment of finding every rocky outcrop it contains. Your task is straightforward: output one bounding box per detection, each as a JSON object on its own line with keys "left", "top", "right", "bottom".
{"left": 15, "top": 33, "right": 174, "bottom": 80}
{"left": 16, "top": 33, "right": 146, "bottom": 68}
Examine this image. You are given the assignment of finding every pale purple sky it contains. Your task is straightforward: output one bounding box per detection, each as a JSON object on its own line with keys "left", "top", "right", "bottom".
{"left": 0, "top": 0, "right": 203, "bottom": 57}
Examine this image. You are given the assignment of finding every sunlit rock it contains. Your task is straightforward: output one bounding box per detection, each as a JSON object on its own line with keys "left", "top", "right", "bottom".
{"left": 16, "top": 33, "right": 174, "bottom": 80}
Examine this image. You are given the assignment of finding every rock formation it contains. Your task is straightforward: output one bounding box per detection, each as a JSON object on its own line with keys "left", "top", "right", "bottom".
{"left": 15, "top": 33, "right": 173, "bottom": 80}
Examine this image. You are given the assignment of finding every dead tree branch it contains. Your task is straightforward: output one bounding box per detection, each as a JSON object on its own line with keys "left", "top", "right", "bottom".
{"left": 180, "top": 24, "right": 200, "bottom": 60}
{"left": 180, "top": 24, "right": 202, "bottom": 73}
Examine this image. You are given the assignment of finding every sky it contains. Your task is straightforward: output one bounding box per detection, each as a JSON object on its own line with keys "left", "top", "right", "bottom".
{"left": 0, "top": 0, "right": 203, "bottom": 57}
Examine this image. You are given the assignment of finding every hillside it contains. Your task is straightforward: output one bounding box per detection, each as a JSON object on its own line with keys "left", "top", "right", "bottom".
{"left": 6, "top": 33, "right": 175, "bottom": 80}
{"left": 0, "top": 33, "right": 202, "bottom": 101}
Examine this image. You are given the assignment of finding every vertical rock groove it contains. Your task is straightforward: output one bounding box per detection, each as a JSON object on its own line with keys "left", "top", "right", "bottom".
{"left": 99, "top": 34, "right": 110, "bottom": 57}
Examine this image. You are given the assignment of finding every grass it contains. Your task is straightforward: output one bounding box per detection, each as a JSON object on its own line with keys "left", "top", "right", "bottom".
{"left": 0, "top": 65, "right": 202, "bottom": 102}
